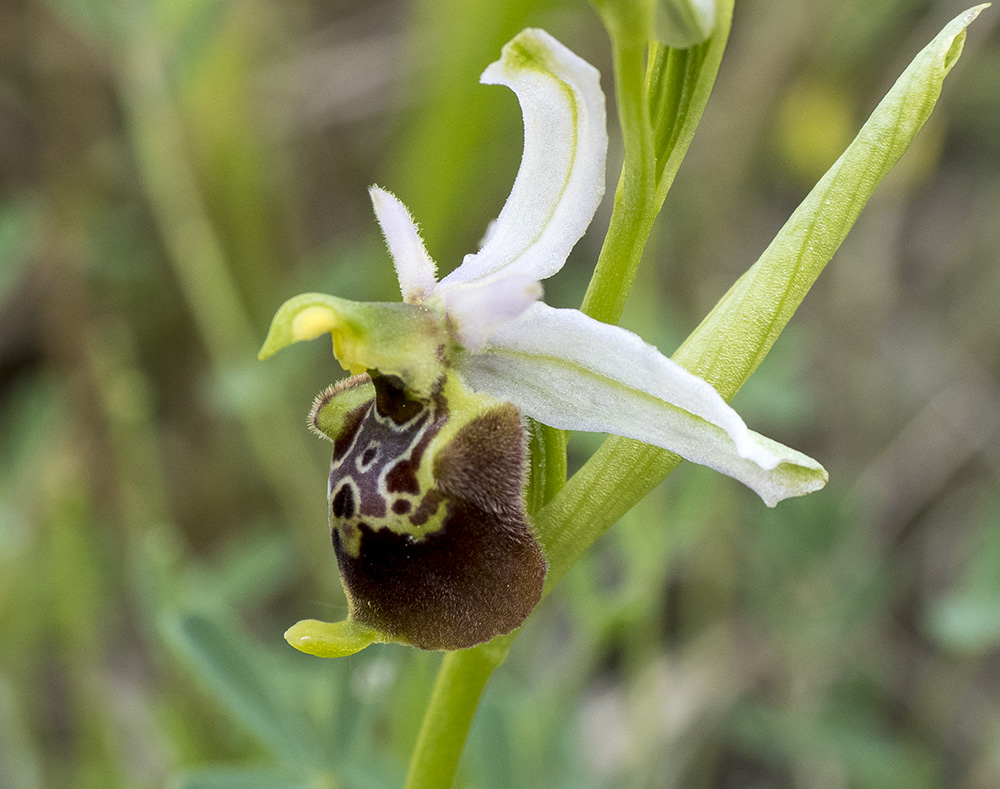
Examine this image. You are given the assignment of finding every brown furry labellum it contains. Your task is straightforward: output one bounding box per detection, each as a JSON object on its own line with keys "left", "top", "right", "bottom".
{"left": 309, "top": 371, "right": 547, "bottom": 650}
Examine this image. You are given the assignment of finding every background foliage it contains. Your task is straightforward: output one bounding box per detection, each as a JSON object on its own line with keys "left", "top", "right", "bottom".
{"left": 1, "top": 0, "right": 998, "bottom": 786}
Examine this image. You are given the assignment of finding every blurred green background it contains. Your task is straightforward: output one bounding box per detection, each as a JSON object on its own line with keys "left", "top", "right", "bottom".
{"left": 1, "top": 0, "right": 998, "bottom": 786}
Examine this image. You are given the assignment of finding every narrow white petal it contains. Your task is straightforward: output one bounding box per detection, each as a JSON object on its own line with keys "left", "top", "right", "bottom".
{"left": 437, "top": 275, "right": 542, "bottom": 351}
{"left": 438, "top": 28, "right": 607, "bottom": 288}
{"left": 457, "top": 304, "right": 827, "bottom": 506}
{"left": 369, "top": 186, "right": 437, "bottom": 304}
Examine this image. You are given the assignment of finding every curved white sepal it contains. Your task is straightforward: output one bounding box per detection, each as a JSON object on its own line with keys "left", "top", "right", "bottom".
{"left": 370, "top": 186, "right": 437, "bottom": 304}
{"left": 456, "top": 303, "right": 827, "bottom": 506}
{"left": 439, "top": 28, "right": 607, "bottom": 287}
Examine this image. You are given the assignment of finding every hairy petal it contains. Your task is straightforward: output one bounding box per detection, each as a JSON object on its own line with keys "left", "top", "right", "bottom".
{"left": 438, "top": 28, "right": 607, "bottom": 288}
{"left": 457, "top": 303, "right": 826, "bottom": 506}
{"left": 369, "top": 186, "right": 438, "bottom": 303}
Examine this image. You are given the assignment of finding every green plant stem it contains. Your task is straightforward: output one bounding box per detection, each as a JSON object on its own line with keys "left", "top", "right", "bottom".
{"left": 401, "top": 446, "right": 677, "bottom": 788}
{"left": 404, "top": 643, "right": 511, "bottom": 789}
{"left": 404, "top": 16, "right": 736, "bottom": 786}
{"left": 582, "top": 0, "right": 732, "bottom": 326}
{"left": 393, "top": 6, "right": 979, "bottom": 787}
{"left": 541, "top": 426, "right": 568, "bottom": 503}
{"left": 528, "top": 421, "right": 568, "bottom": 515}
{"left": 581, "top": 41, "right": 656, "bottom": 325}
{"left": 405, "top": 40, "right": 659, "bottom": 789}
{"left": 537, "top": 0, "right": 981, "bottom": 594}
{"left": 649, "top": 0, "right": 733, "bottom": 201}
{"left": 538, "top": 441, "right": 679, "bottom": 586}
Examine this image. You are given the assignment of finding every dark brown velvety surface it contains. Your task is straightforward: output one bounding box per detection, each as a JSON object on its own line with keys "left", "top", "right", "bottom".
{"left": 333, "top": 402, "right": 546, "bottom": 650}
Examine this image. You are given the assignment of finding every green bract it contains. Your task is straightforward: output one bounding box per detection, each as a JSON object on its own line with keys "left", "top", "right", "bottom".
{"left": 656, "top": 0, "right": 715, "bottom": 48}
{"left": 676, "top": 4, "right": 989, "bottom": 390}
{"left": 260, "top": 28, "right": 831, "bottom": 654}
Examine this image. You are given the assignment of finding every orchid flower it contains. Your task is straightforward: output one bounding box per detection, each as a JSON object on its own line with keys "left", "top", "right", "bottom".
{"left": 259, "top": 28, "right": 827, "bottom": 652}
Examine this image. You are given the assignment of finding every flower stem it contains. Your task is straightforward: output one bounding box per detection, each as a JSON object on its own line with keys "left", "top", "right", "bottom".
{"left": 404, "top": 37, "right": 659, "bottom": 789}
{"left": 406, "top": 5, "right": 982, "bottom": 786}
{"left": 581, "top": 41, "right": 656, "bottom": 325}
{"left": 404, "top": 643, "right": 511, "bottom": 789}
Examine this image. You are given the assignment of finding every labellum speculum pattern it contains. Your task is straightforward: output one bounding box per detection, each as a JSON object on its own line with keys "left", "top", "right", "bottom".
{"left": 310, "top": 370, "right": 545, "bottom": 651}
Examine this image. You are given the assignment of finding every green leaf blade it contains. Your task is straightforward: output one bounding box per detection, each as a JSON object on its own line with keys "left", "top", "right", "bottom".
{"left": 539, "top": 5, "right": 987, "bottom": 586}
{"left": 675, "top": 5, "right": 988, "bottom": 397}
